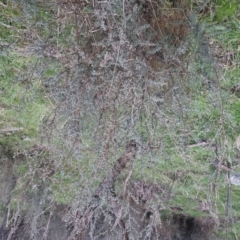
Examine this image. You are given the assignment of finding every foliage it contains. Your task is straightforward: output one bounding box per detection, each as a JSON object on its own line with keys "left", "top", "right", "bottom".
{"left": 1, "top": 0, "right": 240, "bottom": 239}
{"left": 214, "top": 0, "right": 238, "bottom": 22}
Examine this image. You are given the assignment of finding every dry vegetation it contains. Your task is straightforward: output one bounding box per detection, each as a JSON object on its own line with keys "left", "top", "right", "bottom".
{"left": 1, "top": 0, "right": 240, "bottom": 239}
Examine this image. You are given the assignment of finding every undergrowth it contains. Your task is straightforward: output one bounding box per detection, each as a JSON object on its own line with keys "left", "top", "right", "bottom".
{"left": 1, "top": 0, "right": 240, "bottom": 239}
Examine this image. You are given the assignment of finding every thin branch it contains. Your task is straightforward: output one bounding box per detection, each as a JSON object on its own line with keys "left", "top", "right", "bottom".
{"left": 0, "top": 128, "right": 24, "bottom": 135}
{"left": 0, "top": 2, "right": 7, "bottom": 8}
{"left": 0, "top": 21, "right": 13, "bottom": 29}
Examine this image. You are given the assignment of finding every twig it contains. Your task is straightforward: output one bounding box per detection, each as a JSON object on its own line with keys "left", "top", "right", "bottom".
{"left": 0, "top": 2, "right": 7, "bottom": 8}
{"left": 111, "top": 166, "right": 133, "bottom": 232}
{"left": 188, "top": 142, "right": 209, "bottom": 148}
{"left": 0, "top": 22, "right": 13, "bottom": 29}
{"left": 6, "top": 208, "right": 21, "bottom": 240}
{"left": 0, "top": 128, "right": 24, "bottom": 135}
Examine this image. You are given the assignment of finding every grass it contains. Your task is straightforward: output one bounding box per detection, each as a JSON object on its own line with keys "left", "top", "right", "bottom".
{"left": 0, "top": 2, "right": 55, "bottom": 220}
{"left": 0, "top": 2, "right": 52, "bottom": 150}
{"left": 0, "top": 52, "right": 51, "bottom": 144}
{"left": 0, "top": 2, "right": 24, "bottom": 42}
{"left": 1, "top": 1, "right": 240, "bottom": 239}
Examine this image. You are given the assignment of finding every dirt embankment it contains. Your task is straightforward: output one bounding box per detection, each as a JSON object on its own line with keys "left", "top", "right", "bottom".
{"left": 0, "top": 142, "right": 217, "bottom": 240}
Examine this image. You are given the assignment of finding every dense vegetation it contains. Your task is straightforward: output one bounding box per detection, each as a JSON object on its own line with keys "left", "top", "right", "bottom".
{"left": 0, "top": 0, "right": 240, "bottom": 239}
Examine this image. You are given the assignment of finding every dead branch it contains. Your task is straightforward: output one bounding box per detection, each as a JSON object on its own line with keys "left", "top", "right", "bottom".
{"left": 0, "top": 128, "right": 24, "bottom": 135}
{"left": 0, "top": 2, "right": 7, "bottom": 8}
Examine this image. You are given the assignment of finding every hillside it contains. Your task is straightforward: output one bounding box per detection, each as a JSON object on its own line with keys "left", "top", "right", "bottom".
{"left": 1, "top": 1, "right": 240, "bottom": 239}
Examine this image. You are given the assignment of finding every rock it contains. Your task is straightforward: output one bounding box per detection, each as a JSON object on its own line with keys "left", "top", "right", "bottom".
{"left": 230, "top": 173, "right": 240, "bottom": 186}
